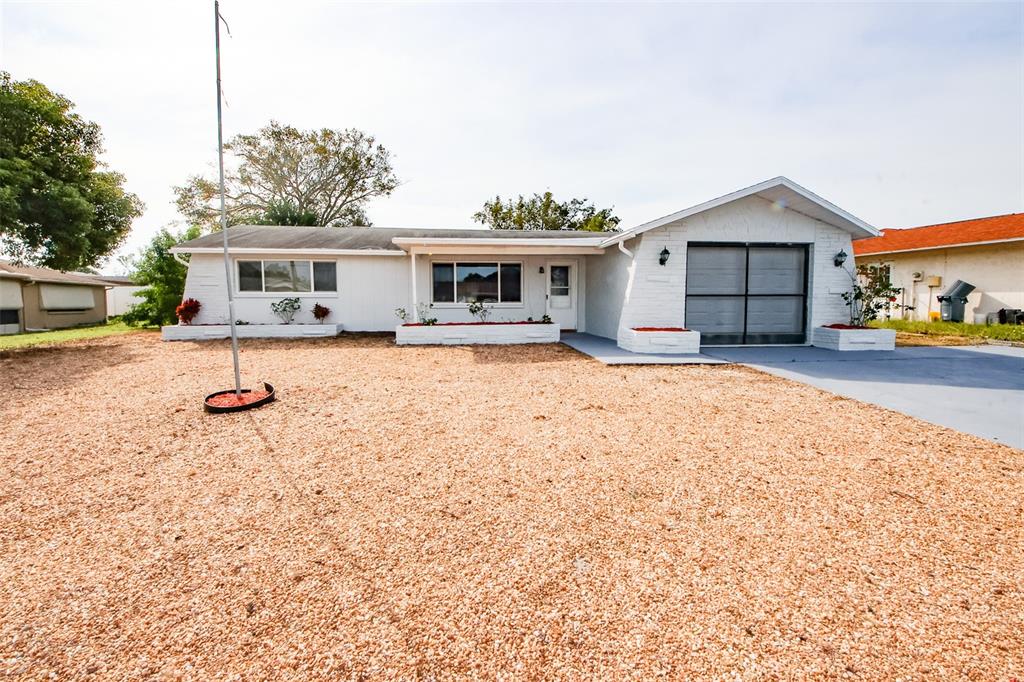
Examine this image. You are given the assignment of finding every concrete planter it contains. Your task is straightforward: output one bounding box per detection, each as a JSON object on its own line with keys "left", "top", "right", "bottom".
{"left": 811, "top": 326, "right": 896, "bottom": 351}
{"left": 618, "top": 328, "right": 701, "bottom": 354}
{"left": 162, "top": 323, "right": 343, "bottom": 341}
{"left": 396, "top": 323, "right": 559, "bottom": 345}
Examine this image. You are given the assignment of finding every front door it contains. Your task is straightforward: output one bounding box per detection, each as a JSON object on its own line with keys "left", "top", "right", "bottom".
{"left": 546, "top": 261, "right": 577, "bottom": 330}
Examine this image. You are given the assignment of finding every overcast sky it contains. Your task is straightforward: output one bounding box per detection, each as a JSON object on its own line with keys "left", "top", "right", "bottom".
{"left": 2, "top": 0, "right": 1021, "bottom": 273}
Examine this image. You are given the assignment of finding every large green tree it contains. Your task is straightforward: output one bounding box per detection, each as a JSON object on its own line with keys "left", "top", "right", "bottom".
{"left": 472, "top": 192, "right": 619, "bottom": 232}
{"left": 120, "top": 225, "right": 200, "bottom": 327}
{"left": 0, "top": 72, "right": 143, "bottom": 270}
{"left": 174, "top": 121, "right": 399, "bottom": 231}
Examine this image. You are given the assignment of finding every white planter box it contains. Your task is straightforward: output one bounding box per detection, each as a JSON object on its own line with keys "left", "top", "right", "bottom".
{"left": 618, "top": 328, "right": 701, "bottom": 354}
{"left": 811, "top": 326, "right": 896, "bottom": 351}
{"left": 162, "top": 323, "right": 343, "bottom": 341}
{"left": 396, "top": 323, "right": 559, "bottom": 345}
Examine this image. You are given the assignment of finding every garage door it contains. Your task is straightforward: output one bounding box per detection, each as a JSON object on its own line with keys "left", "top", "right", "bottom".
{"left": 685, "top": 243, "right": 808, "bottom": 345}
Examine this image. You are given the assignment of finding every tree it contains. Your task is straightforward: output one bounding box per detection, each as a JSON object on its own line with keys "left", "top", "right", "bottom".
{"left": 0, "top": 72, "right": 143, "bottom": 270}
{"left": 254, "top": 201, "right": 318, "bottom": 226}
{"left": 120, "top": 225, "right": 200, "bottom": 327}
{"left": 472, "top": 192, "right": 619, "bottom": 232}
{"left": 174, "top": 121, "right": 399, "bottom": 231}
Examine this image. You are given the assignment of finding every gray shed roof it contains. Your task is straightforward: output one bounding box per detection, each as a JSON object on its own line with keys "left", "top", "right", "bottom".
{"left": 174, "top": 225, "right": 608, "bottom": 252}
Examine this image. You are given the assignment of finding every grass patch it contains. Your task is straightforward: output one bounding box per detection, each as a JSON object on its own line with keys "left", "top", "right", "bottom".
{"left": 0, "top": 321, "right": 152, "bottom": 350}
{"left": 869, "top": 319, "right": 1024, "bottom": 343}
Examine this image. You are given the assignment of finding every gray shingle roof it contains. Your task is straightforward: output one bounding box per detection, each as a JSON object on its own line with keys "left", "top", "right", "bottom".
{"left": 0, "top": 260, "right": 110, "bottom": 287}
{"left": 175, "top": 225, "right": 608, "bottom": 252}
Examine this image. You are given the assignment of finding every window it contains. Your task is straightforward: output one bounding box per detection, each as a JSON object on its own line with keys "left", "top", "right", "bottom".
{"left": 237, "top": 260, "right": 337, "bottom": 293}
{"left": 431, "top": 261, "right": 522, "bottom": 304}
{"left": 0, "top": 309, "right": 18, "bottom": 325}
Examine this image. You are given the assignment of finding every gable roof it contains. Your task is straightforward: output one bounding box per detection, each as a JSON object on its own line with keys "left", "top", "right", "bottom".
{"left": 173, "top": 225, "right": 609, "bottom": 253}
{"left": 853, "top": 213, "right": 1024, "bottom": 256}
{"left": 600, "top": 176, "right": 879, "bottom": 247}
{"left": 0, "top": 260, "right": 110, "bottom": 287}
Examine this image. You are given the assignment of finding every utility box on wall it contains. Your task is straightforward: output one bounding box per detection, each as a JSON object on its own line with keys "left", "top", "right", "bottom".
{"left": 925, "top": 275, "right": 942, "bottom": 288}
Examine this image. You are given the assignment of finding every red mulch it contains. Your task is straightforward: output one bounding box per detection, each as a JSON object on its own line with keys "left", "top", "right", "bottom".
{"left": 205, "top": 389, "right": 270, "bottom": 408}
{"left": 632, "top": 327, "right": 689, "bottom": 332}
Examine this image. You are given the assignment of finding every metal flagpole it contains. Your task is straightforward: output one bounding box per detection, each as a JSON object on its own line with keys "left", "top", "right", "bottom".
{"left": 214, "top": 0, "right": 242, "bottom": 396}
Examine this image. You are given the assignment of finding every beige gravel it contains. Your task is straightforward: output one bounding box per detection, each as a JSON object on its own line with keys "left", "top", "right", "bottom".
{"left": 1, "top": 333, "right": 1021, "bottom": 680}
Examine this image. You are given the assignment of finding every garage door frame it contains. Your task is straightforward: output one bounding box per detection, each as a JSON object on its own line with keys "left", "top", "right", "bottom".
{"left": 685, "top": 242, "right": 810, "bottom": 345}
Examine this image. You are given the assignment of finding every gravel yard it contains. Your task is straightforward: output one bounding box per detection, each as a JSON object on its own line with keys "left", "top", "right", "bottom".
{"left": 1, "top": 334, "right": 1021, "bottom": 679}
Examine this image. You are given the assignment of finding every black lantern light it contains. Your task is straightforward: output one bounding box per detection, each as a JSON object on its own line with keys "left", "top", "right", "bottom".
{"left": 833, "top": 249, "right": 848, "bottom": 268}
{"left": 659, "top": 247, "right": 671, "bottom": 266}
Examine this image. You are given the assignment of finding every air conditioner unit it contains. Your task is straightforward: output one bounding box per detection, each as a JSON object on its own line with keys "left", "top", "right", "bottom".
{"left": 912, "top": 271, "right": 924, "bottom": 282}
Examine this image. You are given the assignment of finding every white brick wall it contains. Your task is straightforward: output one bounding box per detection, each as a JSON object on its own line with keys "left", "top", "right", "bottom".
{"left": 616, "top": 194, "right": 855, "bottom": 345}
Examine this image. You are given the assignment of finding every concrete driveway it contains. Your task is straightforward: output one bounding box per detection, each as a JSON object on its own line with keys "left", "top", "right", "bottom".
{"left": 702, "top": 345, "right": 1024, "bottom": 449}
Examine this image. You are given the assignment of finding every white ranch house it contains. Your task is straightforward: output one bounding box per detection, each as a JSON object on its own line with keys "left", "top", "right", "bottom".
{"left": 169, "top": 177, "right": 890, "bottom": 351}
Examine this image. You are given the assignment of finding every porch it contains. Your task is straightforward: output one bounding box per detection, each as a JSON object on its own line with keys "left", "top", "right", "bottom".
{"left": 397, "top": 236, "right": 604, "bottom": 330}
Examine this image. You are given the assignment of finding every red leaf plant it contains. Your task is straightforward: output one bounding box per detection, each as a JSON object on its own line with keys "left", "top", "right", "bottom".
{"left": 312, "top": 303, "right": 331, "bottom": 322}
{"left": 175, "top": 298, "right": 202, "bottom": 325}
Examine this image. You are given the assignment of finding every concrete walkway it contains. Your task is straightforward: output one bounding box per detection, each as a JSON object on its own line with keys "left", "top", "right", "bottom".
{"left": 561, "top": 333, "right": 727, "bottom": 365}
{"left": 702, "top": 345, "right": 1024, "bottom": 449}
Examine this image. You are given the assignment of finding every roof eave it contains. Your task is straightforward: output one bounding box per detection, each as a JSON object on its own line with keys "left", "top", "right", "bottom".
{"left": 600, "top": 176, "right": 879, "bottom": 247}
{"left": 854, "top": 236, "right": 1024, "bottom": 257}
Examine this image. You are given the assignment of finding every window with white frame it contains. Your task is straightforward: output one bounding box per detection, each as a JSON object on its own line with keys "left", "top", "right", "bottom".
{"left": 237, "top": 260, "right": 337, "bottom": 293}
{"left": 431, "top": 262, "right": 522, "bottom": 304}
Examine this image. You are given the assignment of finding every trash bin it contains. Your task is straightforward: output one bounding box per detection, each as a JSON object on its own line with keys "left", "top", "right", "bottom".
{"left": 937, "top": 280, "right": 975, "bottom": 322}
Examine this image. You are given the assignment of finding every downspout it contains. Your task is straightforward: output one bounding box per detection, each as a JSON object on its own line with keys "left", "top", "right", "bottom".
{"left": 173, "top": 252, "right": 191, "bottom": 267}
{"left": 617, "top": 239, "right": 634, "bottom": 259}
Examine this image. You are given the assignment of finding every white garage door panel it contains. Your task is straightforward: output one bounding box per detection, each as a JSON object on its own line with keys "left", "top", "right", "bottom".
{"left": 39, "top": 283, "right": 96, "bottom": 310}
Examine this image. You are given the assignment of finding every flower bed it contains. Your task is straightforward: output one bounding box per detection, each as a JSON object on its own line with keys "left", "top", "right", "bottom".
{"left": 162, "top": 323, "right": 344, "bottom": 341}
{"left": 811, "top": 325, "right": 896, "bottom": 351}
{"left": 396, "top": 322, "right": 559, "bottom": 345}
{"left": 618, "top": 327, "right": 700, "bottom": 354}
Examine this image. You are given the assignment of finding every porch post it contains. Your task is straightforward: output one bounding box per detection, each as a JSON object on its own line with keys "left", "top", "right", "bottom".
{"left": 409, "top": 250, "right": 418, "bottom": 322}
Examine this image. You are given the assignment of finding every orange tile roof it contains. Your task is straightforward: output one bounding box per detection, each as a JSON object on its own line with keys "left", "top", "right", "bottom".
{"left": 854, "top": 213, "right": 1024, "bottom": 256}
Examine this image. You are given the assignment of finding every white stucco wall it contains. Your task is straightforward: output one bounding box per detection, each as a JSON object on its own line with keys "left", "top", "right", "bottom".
{"left": 857, "top": 242, "right": 1024, "bottom": 322}
{"left": 616, "top": 195, "right": 855, "bottom": 340}
{"left": 181, "top": 253, "right": 410, "bottom": 331}
{"left": 583, "top": 246, "right": 632, "bottom": 340}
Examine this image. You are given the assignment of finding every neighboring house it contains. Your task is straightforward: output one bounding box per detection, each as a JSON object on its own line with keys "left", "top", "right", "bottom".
{"left": 88, "top": 275, "right": 146, "bottom": 316}
{"left": 0, "top": 261, "right": 109, "bottom": 335}
{"left": 171, "top": 177, "right": 880, "bottom": 348}
{"left": 853, "top": 213, "right": 1024, "bottom": 322}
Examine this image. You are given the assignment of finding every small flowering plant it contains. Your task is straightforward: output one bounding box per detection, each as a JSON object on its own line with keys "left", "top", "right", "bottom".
{"left": 841, "top": 265, "right": 911, "bottom": 327}
{"left": 175, "top": 298, "right": 201, "bottom": 325}
{"left": 270, "top": 297, "right": 301, "bottom": 324}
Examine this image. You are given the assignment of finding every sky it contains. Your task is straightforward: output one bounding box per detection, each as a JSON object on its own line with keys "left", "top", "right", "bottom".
{"left": 1, "top": 0, "right": 1021, "bottom": 274}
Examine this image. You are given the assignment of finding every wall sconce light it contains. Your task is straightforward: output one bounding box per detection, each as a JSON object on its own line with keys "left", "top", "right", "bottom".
{"left": 538, "top": 266, "right": 544, "bottom": 274}
{"left": 833, "top": 250, "right": 848, "bottom": 268}
{"left": 659, "top": 247, "right": 671, "bottom": 266}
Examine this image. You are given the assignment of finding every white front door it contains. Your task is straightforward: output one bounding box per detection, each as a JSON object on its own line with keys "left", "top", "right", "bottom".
{"left": 546, "top": 261, "right": 577, "bottom": 330}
